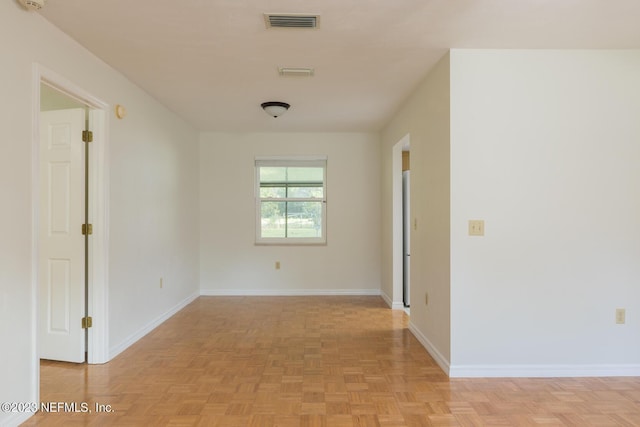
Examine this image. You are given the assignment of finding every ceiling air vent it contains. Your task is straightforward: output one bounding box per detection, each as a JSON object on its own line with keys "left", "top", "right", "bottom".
{"left": 265, "top": 13, "right": 320, "bottom": 29}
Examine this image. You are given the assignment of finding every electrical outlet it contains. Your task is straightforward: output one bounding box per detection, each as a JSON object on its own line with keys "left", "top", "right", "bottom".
{"left": 616, "top": 308, "right": 626, "bottom": 324}
{"left": 468, "top": 220, "right": 485, "bottom": 236}
{"left": 275, "top": 261, "right": 280, "bottom": 270}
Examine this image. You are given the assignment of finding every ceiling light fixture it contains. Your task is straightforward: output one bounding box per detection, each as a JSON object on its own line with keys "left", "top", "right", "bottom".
{"left": 261, "top": 102, "right": 290, "bottom": 118}
{"left": 279, "top": 67, "right": 315, "bottom": 77}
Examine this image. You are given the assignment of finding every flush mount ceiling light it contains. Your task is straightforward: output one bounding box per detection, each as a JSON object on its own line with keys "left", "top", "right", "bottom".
{"left": 278, "top": 67, "right": 315, "bottom": 77}
{"left": 261, "top": 102, "right": 290, "bottom": 118}
{"left": 19, "top": 0, "right": 46, "bottom": 10}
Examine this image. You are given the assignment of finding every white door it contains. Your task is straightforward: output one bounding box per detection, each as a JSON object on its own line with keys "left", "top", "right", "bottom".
{"left": 39, "top": 108, "right": 86, "bottom": 363}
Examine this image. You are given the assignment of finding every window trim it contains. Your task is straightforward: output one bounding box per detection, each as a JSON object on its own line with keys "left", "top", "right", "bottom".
{"left": 255, "top": 156, "right": 327, "bottom": 245}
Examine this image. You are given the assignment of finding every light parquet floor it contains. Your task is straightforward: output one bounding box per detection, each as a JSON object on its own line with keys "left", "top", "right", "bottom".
{"left": 22, "top": 296, "right": 640, "bottom": 426}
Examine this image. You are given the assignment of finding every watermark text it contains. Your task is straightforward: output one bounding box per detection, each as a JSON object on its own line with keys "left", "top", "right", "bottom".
{"left": 1, "top": 401, "right": 114, "bottom": 413}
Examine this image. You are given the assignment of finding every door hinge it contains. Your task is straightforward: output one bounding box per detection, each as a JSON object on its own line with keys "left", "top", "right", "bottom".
{"left": 82, "top": 130, "right": 93, "bottom": 143}
{"left": 82, "top": 316, "right": 93, "bottom": 329}
{"left": 82, "top": 224, "right": 93, "bottom": 235}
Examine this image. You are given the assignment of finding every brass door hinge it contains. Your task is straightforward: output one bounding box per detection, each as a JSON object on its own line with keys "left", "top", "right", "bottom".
{"left": 82, "top": 316, "right": 93, "bottom": 329}
{"left": 82, "top": 130, "right": 93, "bottom": 143}
{"left": 82, "top": 224, "right": 93, "bottom": 235}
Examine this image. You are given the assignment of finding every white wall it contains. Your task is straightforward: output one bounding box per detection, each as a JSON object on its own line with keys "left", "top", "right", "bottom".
{"left": 108, "top": 89, "right": 199, "bottom": 356}
{"left": 380, "top": 53, "right": 451, "bottom": 370}
{"left": 381, "top": 49, "right": 640, "bottom": 377}
{"left": 0, "top": 4, "right": 199, "bottom": 425}
{"left": 199, "top": 132, "right": 381, "bottom": 295}
{"left": 450, "top": 50, "right": 640, "bottom": 376}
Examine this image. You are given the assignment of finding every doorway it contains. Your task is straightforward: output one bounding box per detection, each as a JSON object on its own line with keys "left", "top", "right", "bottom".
{"left": 392, "top": 134, "right": 410, "bottom": 309}
{"left": 31, "top": 64, "right": 110, "bottom": 394}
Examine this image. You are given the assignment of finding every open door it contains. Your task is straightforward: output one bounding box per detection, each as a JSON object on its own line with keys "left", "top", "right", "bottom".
{"left": 38, "top": 108, "right": 86, "bottom": 363}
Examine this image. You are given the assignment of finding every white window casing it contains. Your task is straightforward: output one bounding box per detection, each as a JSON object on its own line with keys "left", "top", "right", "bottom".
{"left": 255, "top": 157, "right": 327, "bottom": 245}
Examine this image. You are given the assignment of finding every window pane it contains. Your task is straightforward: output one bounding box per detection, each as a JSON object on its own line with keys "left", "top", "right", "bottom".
{"left": 261, "top": 201, "right": 286, "bottom": 237}
{"left": 259, "top": 167, "right": 286, "bottom": 183}
{"left": 288, "top": 186, "right": 323, "bottom": 198}
{"left": 287, "top": 167, "right": 323, "bottom": 183}
{"left": 260, "top": 186, "right": 286, "bottom": 198}
{"left": 287, "top": 201, "right": 322, "bottom": 237}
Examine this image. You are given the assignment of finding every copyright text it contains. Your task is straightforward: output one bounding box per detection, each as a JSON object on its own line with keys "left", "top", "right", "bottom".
{"left": 1, "top": 401, "right": 114, "bottom": 413}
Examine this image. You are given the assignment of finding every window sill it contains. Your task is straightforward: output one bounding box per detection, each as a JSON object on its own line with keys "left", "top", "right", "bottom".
{"left": 255, "top": 239, "right": 327, "bottom": 246}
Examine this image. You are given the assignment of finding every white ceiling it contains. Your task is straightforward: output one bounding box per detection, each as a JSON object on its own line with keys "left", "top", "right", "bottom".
{"left": 38, "top": 0, "right": 640, "bottom": 132}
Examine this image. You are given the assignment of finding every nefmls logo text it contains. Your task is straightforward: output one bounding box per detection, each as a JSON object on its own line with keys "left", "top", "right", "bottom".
{"left": 40, "top": 402, "right": 90, "bottom": 413}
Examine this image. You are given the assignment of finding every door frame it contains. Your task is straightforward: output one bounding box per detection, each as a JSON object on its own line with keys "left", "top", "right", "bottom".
{"left": 31, "top": 64, "right": 110, "bottom": 388}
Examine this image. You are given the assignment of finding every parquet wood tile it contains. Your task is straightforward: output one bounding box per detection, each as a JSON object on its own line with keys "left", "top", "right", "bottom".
{"left": 21, "top": 296, "right": 640, "bottom": 426}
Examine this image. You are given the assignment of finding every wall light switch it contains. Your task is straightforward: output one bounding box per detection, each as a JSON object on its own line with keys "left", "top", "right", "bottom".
{"left": 468, "top": 220, "right": 485, "bottom": 236}
{"left": 616, "top": 308, "right": 626, "bottom": 324}
{"left": 275, "top": 261, "right": 281, "bottom": 270}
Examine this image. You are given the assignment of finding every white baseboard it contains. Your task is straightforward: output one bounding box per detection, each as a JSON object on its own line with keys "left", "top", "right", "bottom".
{"left": 380, "top": 291, "right": 405, "bottom": 310}
{"left": 109, "top": 292, "right": 199, "bottom": 360}
{"left": 379, "top": 291, "right": 392, "bottom": 307}
{"left": 407, "top": 323, "right": 640, "bottom": 378}
{"left": 393, "top": 302, "right": 406, "bottom": 310}
{"left": 1, "top": 411, "right": 33, "bottom": 427}
{"left": 408, "top": 321, "right": 451, "bottom": 375}
{"left": 449, "top": 364, "right": 640, "bottom": 378}
{"left": 200, "top": 288, "right": 381, "bottom": 296}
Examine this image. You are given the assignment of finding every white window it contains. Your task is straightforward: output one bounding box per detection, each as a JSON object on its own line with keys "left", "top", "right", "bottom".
{"left": 255, "top": 157, "right": 327, "bottom": 244}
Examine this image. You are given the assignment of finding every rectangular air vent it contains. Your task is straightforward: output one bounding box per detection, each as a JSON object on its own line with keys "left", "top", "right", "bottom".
{"left": 265, "top": 13, "right": 320, "bottom": 29}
